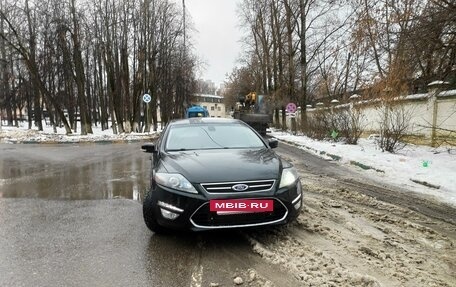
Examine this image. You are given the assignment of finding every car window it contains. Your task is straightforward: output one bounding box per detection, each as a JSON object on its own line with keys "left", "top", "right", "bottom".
{"left": 165, "top": 123, "right": 265, "bottom": 151}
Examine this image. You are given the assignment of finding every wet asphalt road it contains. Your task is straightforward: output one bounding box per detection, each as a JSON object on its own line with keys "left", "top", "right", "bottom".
{"left": 0, "top": 143, "right": 150, "bottom": 200}
{"left": 0, "top": 143, "right": 301, "bottom": 287}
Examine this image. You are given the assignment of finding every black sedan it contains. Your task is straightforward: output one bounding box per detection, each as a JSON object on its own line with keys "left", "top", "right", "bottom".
{"left": 141, "top": 118, "right": 303, "bottom": 233}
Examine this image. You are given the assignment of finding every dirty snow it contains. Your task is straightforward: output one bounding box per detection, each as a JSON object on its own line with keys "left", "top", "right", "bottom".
{"left": 245, "top": 174, "right": 456, "bottom": 286}
{"left": 270, "top": 131, "right": 456, "bottom": 206}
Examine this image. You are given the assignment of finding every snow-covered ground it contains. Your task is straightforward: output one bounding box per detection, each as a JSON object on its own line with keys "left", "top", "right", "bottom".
{"left": 1, "top": 121, "right": 454, "bottom": 206}
{"left": 270, "top": 130, "right": 456, "bottom": 206}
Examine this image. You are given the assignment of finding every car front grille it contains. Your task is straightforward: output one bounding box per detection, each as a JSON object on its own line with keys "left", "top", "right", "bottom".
{"left": 190, "top": 198, "right": 288, "bottom": 229}
{"left": 201, "top": 180, "right": 275, "bottom": 194}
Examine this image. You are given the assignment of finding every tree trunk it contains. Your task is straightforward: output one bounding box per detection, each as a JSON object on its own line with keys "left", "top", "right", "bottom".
{"left": 25, "top": 0, "right": 42, "bottom": 131}
{"left": 71, "top": 0, "right": 92, "bottom": 135}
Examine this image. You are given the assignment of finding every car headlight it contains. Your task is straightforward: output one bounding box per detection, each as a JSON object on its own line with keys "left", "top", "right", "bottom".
{"left": 279, "top": 167, "right": 299, "bottom": 188}
{"left": 155, "top": 173, "right": 198, "bottom": 194}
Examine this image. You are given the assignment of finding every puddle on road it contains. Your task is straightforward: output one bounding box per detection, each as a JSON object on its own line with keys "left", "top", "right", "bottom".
{"left": 0, "top": 144, "right": 151, "bottom": 201}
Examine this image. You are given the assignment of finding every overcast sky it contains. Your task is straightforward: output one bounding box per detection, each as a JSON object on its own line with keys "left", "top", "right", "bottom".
{"left": 185, "top": 0, "right": 243, "bottom": 87}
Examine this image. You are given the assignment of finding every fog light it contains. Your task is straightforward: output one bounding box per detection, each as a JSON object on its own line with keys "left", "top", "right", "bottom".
{"left": 158, "top": 201, "right": 184, "bottom": 213}
{"left": 160, "top": 208, "right": 180, "bottom": 220}
{"left": 292, "top": 192, "right": 302, "bottom": 210}
{"left": 294, "top": 181, "right": 303, "bottom": 210}
{"left": 297, "top": 180, "right": 302, "bottom": 194}
{"left": 294, "top": 199, "right": 302, "bottom": 210}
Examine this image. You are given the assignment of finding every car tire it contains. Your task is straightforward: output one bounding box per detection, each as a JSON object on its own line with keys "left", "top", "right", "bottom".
{"left": 143, "top": 191, "right": 167, "bottom": 234}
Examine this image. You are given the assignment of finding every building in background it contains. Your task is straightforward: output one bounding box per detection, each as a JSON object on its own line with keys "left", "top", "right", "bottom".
{"left": 193, "top": 94, "right": 228, "bottom": 118}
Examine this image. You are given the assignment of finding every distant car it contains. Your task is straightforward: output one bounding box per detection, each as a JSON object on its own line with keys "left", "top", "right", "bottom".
{"left": 186, "top": 105, "right": 209, "bottom": 118}
{"left": 141, "top": 118, "right": 303, "bottom": 232}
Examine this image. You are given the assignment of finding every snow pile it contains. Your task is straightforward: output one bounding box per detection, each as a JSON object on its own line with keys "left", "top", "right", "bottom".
{"left": 271, "top": 131, "right": 456, "bottom": 205}
{"left": 0, "top": 123, "right": 158, "bottom": 144}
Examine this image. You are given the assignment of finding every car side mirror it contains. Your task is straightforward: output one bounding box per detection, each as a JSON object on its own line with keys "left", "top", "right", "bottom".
{"left": 268, "top": 139, "right": 278, "bottom": 149}
{"left": 141, "top": 143, "right": 157, "bottom": 153}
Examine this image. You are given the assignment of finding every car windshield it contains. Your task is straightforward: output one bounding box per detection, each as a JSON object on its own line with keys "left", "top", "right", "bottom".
{"left": 165, "top": 123, "right": 266, "bottom": 151}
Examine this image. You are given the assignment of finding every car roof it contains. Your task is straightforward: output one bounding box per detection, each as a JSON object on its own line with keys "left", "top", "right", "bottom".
{"left": 169, "top": 117, "right": 242, "bottom": 126}
{"left": 187, "top": 106, "right": 207, "bottom": 112}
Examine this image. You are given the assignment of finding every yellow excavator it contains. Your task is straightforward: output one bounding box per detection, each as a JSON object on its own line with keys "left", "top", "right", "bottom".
{"left": 233, "top": 92, "right": 272, "bottom": 136}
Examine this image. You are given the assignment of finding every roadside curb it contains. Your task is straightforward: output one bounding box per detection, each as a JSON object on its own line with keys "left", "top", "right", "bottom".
{"left": 277, "top": 138, "right": 385, "bottom": 173}
{"left": 410, "top": 179, "right": 440, "bottom": 189}
{"left": 349, "top": 161, "right": 385, "bottom": 173}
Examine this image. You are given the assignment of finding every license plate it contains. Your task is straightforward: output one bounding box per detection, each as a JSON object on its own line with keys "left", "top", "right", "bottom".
{"left": 210, "top": 199, "right": 274, "bottom": 213}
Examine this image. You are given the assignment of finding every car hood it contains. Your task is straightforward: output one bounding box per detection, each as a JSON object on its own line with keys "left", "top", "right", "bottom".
{"left": 160, "top": 148, "right": 282, "bottom": 183}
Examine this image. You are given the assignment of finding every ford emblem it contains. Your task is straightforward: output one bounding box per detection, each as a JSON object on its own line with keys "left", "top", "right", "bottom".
{"left": 232, "top": 184, "right": 249, "bottom": 191}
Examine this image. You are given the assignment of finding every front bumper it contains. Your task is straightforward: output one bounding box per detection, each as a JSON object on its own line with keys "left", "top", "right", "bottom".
{"left": 146, "top": 180, "right": 303, "bottom": 231}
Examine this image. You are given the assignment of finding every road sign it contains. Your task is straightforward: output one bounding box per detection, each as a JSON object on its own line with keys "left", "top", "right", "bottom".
{"left": 143, "top": 94, "right": 151, "bottom": 103}
{"left": 286, "top": 102, "right": 297, "bottom": 113}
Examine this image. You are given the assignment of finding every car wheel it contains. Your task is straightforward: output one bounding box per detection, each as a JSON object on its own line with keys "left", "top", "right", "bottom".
{"left": 143, "top": 191, "right": 167, "bottom": 234}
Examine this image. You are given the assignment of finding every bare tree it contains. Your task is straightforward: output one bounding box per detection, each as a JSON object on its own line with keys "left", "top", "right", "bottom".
{"left": 236, "top": 0, "right": 353, "bottom": 127}
{"left": 0, "top": 2, "right": 72, "bottom": 134}
{"left": 377, "top": 102, "right": 414, "bottom": 153}
{"left": 0, "top": 0, "right": 198, "bottom": 134}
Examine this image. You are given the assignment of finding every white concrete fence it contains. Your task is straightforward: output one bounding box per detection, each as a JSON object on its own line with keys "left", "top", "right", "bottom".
{"left": 280, "top": 82, "right": 456, "bottom": 144}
